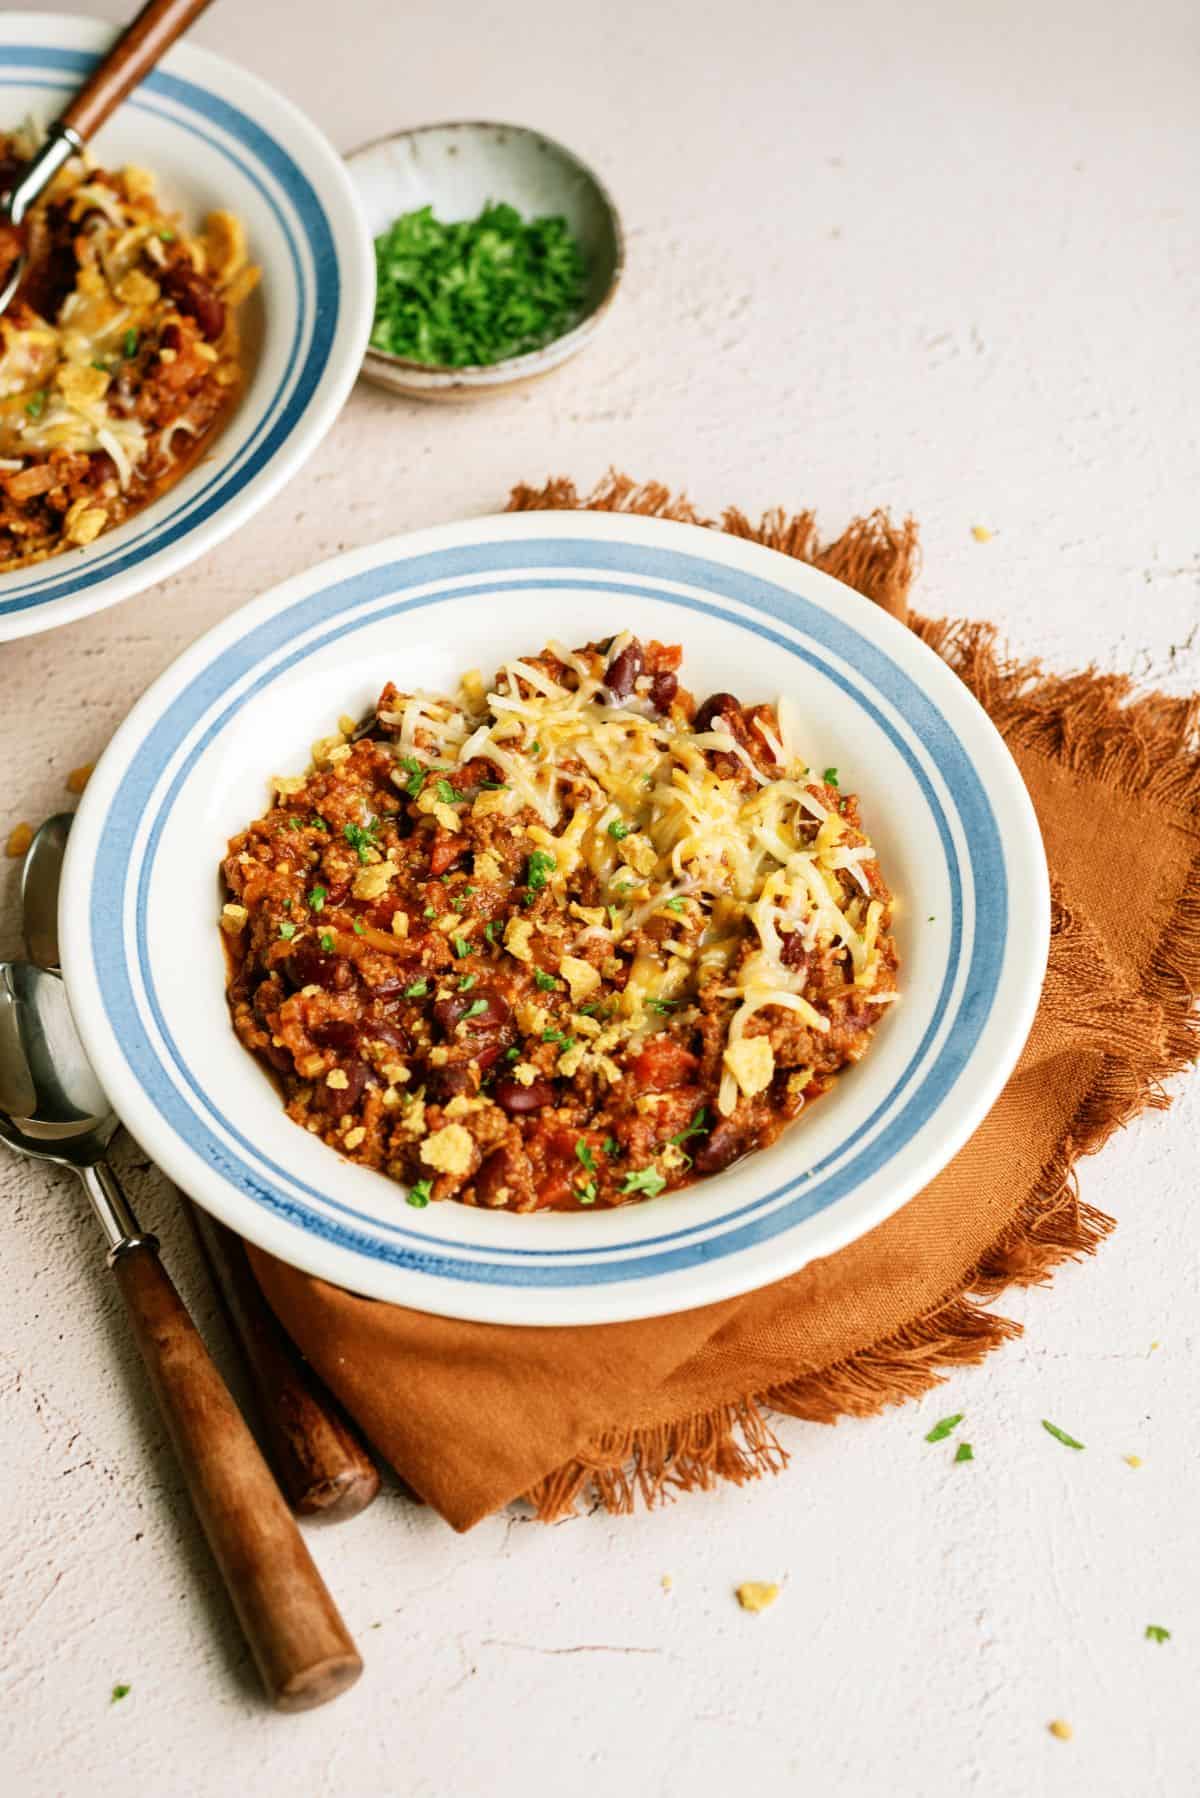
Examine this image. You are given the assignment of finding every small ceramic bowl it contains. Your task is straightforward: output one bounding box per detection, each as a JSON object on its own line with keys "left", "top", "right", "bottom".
{"left": 345, "top": 121, "right": 624, "bottom": 402}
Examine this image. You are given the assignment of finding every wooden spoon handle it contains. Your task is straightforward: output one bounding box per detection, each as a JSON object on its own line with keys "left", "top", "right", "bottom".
{"left": 61, "top": 0, "right": 216, "bottom": 141}
{"left": 111, "top": 1240, "right": 363, "bottom": 1711}
{"left": 190, "top": 1206, "right": 381, "bottom": 1521}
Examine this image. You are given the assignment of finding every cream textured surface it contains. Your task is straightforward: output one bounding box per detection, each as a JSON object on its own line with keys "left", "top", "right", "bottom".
{"left": 2, "top": 3, "right": 1197, "bottom": 1793}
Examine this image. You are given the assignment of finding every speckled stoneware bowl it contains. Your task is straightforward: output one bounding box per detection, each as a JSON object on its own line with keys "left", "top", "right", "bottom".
{"left": 345, "top": 121, "right": 623, "bottom": 403}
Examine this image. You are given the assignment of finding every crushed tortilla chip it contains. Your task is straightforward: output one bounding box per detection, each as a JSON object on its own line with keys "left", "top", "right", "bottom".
{"left": 735, "top": 1581, "right": 780, "bottom": 1613}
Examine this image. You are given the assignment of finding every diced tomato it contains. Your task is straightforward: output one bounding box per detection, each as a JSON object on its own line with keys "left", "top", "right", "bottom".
{"left": 626, "top": 1036, "right": 699, "bottom": 1090}
{"left": 429, "top": 832, "right": 467, "bottom": 875}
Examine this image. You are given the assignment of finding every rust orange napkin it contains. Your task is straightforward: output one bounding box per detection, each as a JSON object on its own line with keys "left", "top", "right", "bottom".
{"left": 247, "top": 474, "right": 1200, "bottom": 1532}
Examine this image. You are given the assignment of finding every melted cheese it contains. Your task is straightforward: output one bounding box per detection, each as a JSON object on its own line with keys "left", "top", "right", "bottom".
{"left": 379, "top": 650, "right": 891, "bottom": 1077}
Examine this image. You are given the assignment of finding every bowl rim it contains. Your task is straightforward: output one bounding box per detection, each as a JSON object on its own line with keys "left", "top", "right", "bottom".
{"left": 346, "top": 117, "right": 625, "bottom": 382}
{"left": 0, "top": 10, "right": 374, "bottom": 639}
{"left": 58, "top": 509, "right": 1051, "bottom": 1327}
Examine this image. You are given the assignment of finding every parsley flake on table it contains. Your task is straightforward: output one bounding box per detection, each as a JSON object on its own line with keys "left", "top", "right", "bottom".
{"left": 924, "top": 1412, "right": 964, "bottom": 1443}
{"left": 110, "top": 1683, "right": 131, "bottom": 1703}
{"left": 1145, "top": 1625, "right": 1171, "bottom": 1643}
{"left": 954, "top": 1441, "right": 974, "bottom": 1463}
{"left": 1042, "top": 1419, "right": 1085, "bottom": 1450}
{"left": 370, "top": 202, "right": 586, "bottom": 368}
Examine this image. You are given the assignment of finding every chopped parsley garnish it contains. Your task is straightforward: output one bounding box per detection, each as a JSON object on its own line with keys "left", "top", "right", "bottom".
{"left": 669, "top": 1107, "right": 709, "bottom": 1148}
{"left": 406, "top": 1180, "right": 432, "bottom": 1208}
{"left": 435, "top": 778, "right": 466, "bottom": 805}
{"left": 287, "top": 816, "right": 303, "bottom": 831}
{"left": 664, "top": 897, "right": 685, "bottom": 913}
{"left": 484, "top": 919, "right": 500, "bottom": 943}
{"left": 458, "top": 973, "right": 477, "bottom": 991}
{"left": 278, "top": 921, "right": 296, "bottom": 940}
{"left": 505, "top": 1046, "right": 521, "bottom": 1061}
{"left": 463, "top": 885, "right": 475, "bottom": 898}
{"left": 282, "top": 897, "right": 293, "bottom": 910}
{"left": 320, "top": 932, "right": 334, "bottom": 952}
{"left": 453, "top": 936, "right": 471, "bottom": 958}
{"left": 577, "top": 1001, "right": 599, "bottom": 1016}
{"left": 353, "top": 919, "right": 366, "bottom": 935}
{"left": 91, "top": 359, "right": 108, "bottom": 373}
{"left": 403, "top": 979, "right": 428, "bottom": 998}
{"left": 822, "top": 767, "right": 839, "bottom": 787}
{"left": 603, "top": 1135, "right": 619, "bottom": 1157}
{"left": 123, "top": 328, "right": 139, "bottom": 358}
{"left": 369, "top": 202, "right": 586, "bottom": 368}
{"left": 24, "top": 389, "right": 45, "bottom": 419}
{"left": 1042, "top": 1419, "right": 1085, "bottom": 1450}
{"left": 462, "top": 999, "right": 488, "bottom": 1020}
{"left": 110, "top": 1683, "right": 131, "bottom": 1703}
{"left": 423, "top": 905, "right": 436, "bottom": 918}
{"left": 646, "top": 998, "right": 677, "bottom": 1014}
{"left": 575, "top": 1141, "right": 596, "bottom": 1173}
{"left": 157, "top": 228, "right": 175, "bottom": 242}
{"left": 526, "top": 849, "right": 557, "bottom": 890}
{"left": 534, "top": 969, "right": 558, "bottom": 991}
{"left": 607, "top": 819, "right": 630, "bottom": 840}
{"left": 307, "top": 885, "right": 327, "bottom": 911}
{"left": 343, "top": 820, "right": 378, "bottom": 862}
{"left": 954, "top": 1442, "right": 974, "bottom": 1463}
{"left": 479, "top": 779, "right": 509, "bottom": 791}
{"left": 542, "top": 1028, "right": 574, "bottom": 1048}
{"left": 397, "top": 755, "right": 427, "bottom": 799}
{"left": 576, "top": 1181, "right": 597, "bottom": 1205}
{"left": 529, "top": 740, "right": 542, "bottom": 756}
{"left": 1145, "top": 1625, "right": 1171, "bottom": 1643}
{"left": 621, "top": 1167, "right": 667, "bottom": 1199}
{"left": 923, "top": 1413, "right": 964, "bottom": 1443}
{"left": 311, "top": 816, "right": 328, "bottom": 831}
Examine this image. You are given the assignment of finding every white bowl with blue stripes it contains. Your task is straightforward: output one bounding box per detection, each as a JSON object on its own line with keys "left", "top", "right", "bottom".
{"left": 59, "top": 511, "right": 1050, "bottom": 1326}
{"left": 0, "top": 13, "right": 373, "bottom": 641}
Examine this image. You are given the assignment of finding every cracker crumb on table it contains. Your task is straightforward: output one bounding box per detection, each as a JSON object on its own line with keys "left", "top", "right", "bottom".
{"left": 735, "top": 1581, "right": 780, "bottom": 1613}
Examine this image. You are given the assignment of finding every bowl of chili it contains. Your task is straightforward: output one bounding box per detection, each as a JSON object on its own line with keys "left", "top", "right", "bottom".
{"left": 59, "top": 510, "right": 1049, "bottom": 1327}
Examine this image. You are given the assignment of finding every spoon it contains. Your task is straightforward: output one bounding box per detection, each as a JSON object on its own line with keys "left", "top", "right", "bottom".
{"left": 21, "top": 814, "right": 381, "bottom": 1521}
{"left": 0, "top": 0, "right": 214, "bottom": 316}
{"left": 0, "top": 958, "right": 363, "bottom": 1710}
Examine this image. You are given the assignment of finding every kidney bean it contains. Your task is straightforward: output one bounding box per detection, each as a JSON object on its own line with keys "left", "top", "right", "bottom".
{"left": 693, "top": 1118, "right": 753, "bottom": 1175}
{"left": 474, "top": 1144, "right": 533, "bottom": 1208}
{"left": 285, "top": 943, "right": 354, "bottom": 992}
{"left": 429, "top": 1062, "right": 479, "bottom": 1103}
{"left": 314, "top": 1060, "right": 368, "bottom": 1119}
{"left": 649, "top": 671, "right": 678, "bottom": 711}
{"left": 161, "top": 262, "right": 226, "bottom": 341}
{"left": 780, "top": 932, "right": 808, "bottom": 972}
{"left": 433, "top": 986, "right": 511, "bottom": 1038}
{"left": 259, "top": 1041, "right": 294, "bottom": 1076}
{"left": 494, "top": 1076, "right": 556, "bottom": 1115}
{"left": 310, "top": 1018, "right": 362, "bottom": 1055}
{"left": 605, "top": 637, "right": 644, "bottom": 698}
{"left": 693, "top": 692, "right": 741, "bottom": 734}
{"left": 366, "top": 1016, "right": 409, "bottom": 1053}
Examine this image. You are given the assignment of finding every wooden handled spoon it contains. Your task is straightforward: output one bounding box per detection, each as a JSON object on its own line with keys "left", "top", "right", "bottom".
{"left": 0, "top": 959, "right": 362, "bottom": 1710}
{"left": 22, "top": 815, "right": 381, "bottom": 1522}
{"left": 0, "top": 0, "right": 215, "bottom": 315}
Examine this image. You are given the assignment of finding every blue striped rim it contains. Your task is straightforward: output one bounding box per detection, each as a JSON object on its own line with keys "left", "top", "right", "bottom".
{"left": 87, "top": 538, "right": 1006, "bottom": 1290}
{"left": 0, "top": 45, "right": 338, "bottom": 616}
